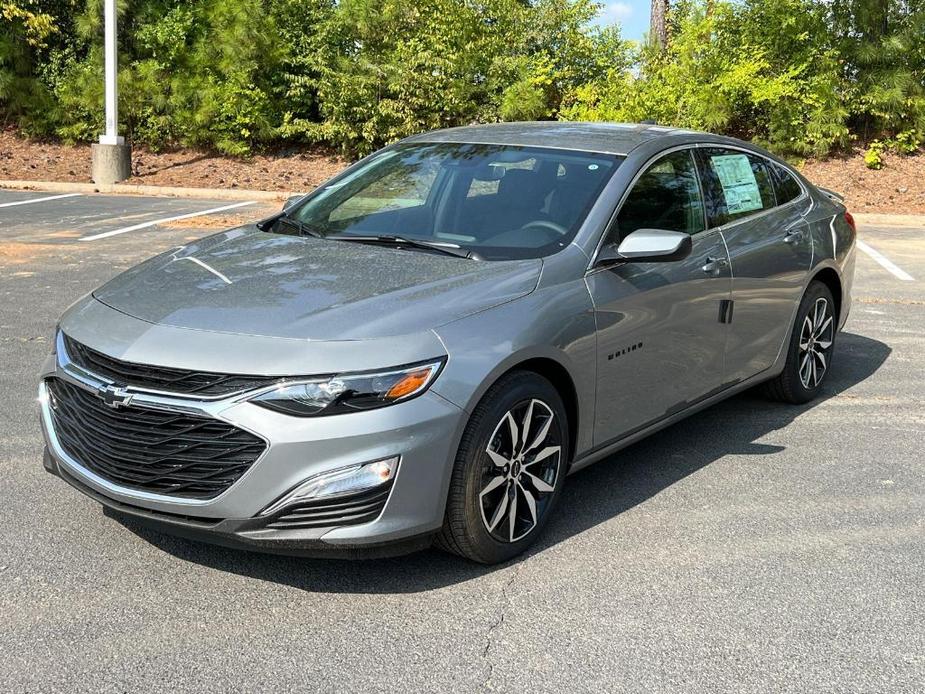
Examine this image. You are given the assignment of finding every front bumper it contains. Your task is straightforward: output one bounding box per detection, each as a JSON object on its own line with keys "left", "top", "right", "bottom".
{"left": 43, "top": 451, "right": 433, "bottom": 558}
{"left": 39, "top": 348, "right": 467, "bottom": 555}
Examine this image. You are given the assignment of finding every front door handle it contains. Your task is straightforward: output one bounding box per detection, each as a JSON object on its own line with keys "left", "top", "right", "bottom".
{"left": 702, "top": 256, "right": 728, "bottom": 275}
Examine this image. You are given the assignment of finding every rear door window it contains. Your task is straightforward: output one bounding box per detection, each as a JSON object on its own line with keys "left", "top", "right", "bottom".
{"left": 697, "top": 148, "right": 776, "bottom": 227}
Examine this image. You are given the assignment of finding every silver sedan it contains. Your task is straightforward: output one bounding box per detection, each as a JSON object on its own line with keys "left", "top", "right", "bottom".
{"left": 39, "top": 122, "right": 856, "bottom": 563}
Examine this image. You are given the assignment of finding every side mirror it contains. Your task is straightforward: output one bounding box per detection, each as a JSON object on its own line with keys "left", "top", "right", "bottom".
{"left": 610, "top": 228, "right": 692, "bottom": 264}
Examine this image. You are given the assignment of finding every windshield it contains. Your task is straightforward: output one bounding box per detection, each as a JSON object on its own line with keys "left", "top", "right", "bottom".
{"left": 279, "top": 143, "right": 622, "bottom": 260}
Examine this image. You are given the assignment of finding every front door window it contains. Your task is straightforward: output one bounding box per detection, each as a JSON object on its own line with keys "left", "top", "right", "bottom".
{"left": 611, "top": 150, "right": 705, "bottom": 241}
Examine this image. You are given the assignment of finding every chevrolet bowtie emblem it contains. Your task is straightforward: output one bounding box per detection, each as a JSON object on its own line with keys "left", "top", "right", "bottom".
{"left": 98, "top": 385, "right": 133, "bottom": 409}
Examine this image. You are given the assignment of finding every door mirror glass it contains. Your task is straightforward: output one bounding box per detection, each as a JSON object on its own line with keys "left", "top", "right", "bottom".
{"left": 615, "top": 228, "right": 692, "bottom": 263}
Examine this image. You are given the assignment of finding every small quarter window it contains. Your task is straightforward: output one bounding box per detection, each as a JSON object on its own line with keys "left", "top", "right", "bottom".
{"left": 771, "top": 163, "right": 803, "bottom": 204}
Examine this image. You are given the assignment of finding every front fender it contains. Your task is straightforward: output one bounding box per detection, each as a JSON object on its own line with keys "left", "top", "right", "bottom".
{"left": 431, "top": 277, "right": 597, "bottom": 457}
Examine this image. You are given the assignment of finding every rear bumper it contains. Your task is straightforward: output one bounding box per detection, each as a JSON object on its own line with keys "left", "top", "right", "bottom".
{"left": 839, "top": 242, "right": 856, "bottom": 331}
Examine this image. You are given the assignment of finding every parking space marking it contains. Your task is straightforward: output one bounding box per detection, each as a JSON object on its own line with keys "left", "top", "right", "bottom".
{"left": 857, "top": 239, "right": 915, "bottom": 282}
{"left": 79, "top": 201, "right": 257, "bottom": 241}
{"left": 0, "top": 193, "right": 82, "bottom": 209}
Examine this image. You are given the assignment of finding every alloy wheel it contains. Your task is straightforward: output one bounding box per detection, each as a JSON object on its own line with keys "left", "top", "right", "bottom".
{"left": 798, "top": 297, "right": 834, "bottom": 388}
{"left": 479, "top": 398, "right": 562, "bottom": 543}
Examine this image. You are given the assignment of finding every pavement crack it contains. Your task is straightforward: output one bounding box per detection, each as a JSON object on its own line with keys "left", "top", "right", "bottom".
{"left": 481, "top": 560, "right": 523, "bottom": 691}
{"left": 856, "top": 296, "right": 925, "bottom": 305}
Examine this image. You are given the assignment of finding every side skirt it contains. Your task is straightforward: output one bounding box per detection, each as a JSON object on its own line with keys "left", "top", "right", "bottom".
{"left": 567, "top": 365, "right": 781, "bottom": 475}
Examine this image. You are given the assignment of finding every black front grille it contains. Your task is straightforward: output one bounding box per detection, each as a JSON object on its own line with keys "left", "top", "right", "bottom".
{"left": 47, "top": 378, "right": 266, "bottom": 499}
{"left": 265, "top": 484, "right": 393, "bottom": 530}
{"left": 63, "top": 333, "right": 278, "bottom": 397}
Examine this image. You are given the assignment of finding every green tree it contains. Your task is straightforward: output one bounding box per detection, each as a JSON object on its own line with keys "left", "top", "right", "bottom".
{"left": 49, "top": 0, "right": 286, "bottom": 154}
{"left": 3, "top": 0, "right": 922, "bottom": 159}
{"left": 563, "top": 0, "right": 851, "bottom": 156}
{"left": 501, "top": 0, "right": 633, "bottom": 121}
{"left": 0, "top": 0, "right": 64, "bottom": 134}
{"left": 305, "top": 0, "right": 631, "bottom": 155}
{"left": 828, "top": 0, "right": 925, "bottom": 141}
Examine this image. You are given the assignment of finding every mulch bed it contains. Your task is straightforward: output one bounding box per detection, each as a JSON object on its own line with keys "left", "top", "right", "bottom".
{"left": 0, "top": 129, "right": 348, "bottom": 193}
{"left": 2, "top": 128, "right": 924, "bottom": 213}
{"left": 802, "top": 150, "right": 925, "bottom": 214}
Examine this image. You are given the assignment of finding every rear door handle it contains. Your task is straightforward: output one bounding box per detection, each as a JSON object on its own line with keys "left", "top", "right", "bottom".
{"left": 702, "top": 256, "right": 728, "bottom": 275}
{"left": 784, "top": 226, "right": 806, "bottom": 244}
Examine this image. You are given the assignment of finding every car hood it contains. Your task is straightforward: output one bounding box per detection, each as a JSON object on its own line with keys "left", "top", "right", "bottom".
{"left": 93, "top": 226, "right": 542, "bottom": 340}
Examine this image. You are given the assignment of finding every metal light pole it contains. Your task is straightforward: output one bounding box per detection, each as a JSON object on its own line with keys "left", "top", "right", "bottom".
{"left": 101, "top": 0, "right": 121, "bottom": 146}
{"left": 91, "top": 0, "right": 131, "bottom": 183}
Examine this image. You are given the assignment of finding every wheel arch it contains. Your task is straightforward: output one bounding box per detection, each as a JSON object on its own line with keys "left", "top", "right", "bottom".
{"left": 449, "top": 350, "right": 583, "bottom": 466}
{"left": 809, "top": 266, "right": 843, "bottom": 324}
{"left": 503, "top": 357, "right": 580, "bottom": 464}
{"left": 765, "top": 260, "right": 846, "bottom": 379}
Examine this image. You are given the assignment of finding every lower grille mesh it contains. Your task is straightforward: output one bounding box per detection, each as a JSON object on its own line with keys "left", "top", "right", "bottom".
{"left": 265, "top": 484, "right": 393, "bottom": 530}
{"left": 47, "top": 377, "right": 266, "bottom": 499}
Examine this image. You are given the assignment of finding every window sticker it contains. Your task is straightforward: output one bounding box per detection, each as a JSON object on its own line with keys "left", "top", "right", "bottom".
{"left": 711, "top": 154, "right": 763, "bottom": 214}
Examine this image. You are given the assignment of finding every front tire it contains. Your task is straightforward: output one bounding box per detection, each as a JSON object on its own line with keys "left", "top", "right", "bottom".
{"left": 764, "top": 280, "right": 837, "bottom": 404}
{"left": 435, "top": 371, "right": 568, "bottom": 564}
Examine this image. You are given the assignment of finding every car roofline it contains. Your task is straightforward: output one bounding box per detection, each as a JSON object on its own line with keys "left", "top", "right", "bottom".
{"left": 397, "top": 122, "right": 788, "bottom": 161}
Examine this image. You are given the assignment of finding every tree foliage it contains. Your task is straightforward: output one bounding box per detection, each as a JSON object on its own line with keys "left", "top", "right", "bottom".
{"left": 0, "top": 0, "right": 922, "bottom": 158}
{"left": 566, "top": 0, "right": 924, "bottom": 157}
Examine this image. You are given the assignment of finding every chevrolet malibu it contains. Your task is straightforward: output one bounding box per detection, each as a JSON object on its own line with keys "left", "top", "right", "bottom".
{"left": 39, "top": 122, "right": 856, "bottom": 564}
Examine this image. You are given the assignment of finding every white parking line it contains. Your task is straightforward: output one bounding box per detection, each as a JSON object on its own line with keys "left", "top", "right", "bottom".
{"left": 0, "top": 193, "right": 82, "bottom": 209}
{"left": 79, "top": 201, "right": 256, "bottom": 242}
{"left": 856, "top": 240, "right": 915, "bottom": 282}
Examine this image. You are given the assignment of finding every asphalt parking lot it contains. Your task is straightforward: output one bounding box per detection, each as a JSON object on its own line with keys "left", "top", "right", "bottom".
{"left": 1, "top": 189, "right": 923, "bottom": 692}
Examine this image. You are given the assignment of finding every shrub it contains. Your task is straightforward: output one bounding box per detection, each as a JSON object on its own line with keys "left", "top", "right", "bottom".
{"left": 1, "top": 0, "right": 923, "bottom": 159}
{"left": 562, "top": 0, "right": 852, "bottom": 157}
{"left": 865, "top": 140, "right": 885, "bottom": 169}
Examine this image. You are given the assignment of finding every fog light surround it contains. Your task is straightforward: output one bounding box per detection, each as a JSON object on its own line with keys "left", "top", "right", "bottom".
{"left": 259, "top": 456, "right": 399, "bottom": 517}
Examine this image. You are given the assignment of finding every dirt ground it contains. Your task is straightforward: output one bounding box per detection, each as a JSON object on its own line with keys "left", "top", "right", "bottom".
{"left": 2, "top": 129, "right": 923, "bottom": 213}
{"left": 802, "top": 150, "right": 925, "bottom": 214}
{"left": 0, "top": 129, "right": 348, "bottom": 193}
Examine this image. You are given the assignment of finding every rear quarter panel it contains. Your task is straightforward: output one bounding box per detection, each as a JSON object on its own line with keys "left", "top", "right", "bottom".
{"left": 804, "top": 191, "right": 856, "bottom": 329}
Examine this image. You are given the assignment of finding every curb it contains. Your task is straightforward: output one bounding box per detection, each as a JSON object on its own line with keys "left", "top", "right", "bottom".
{"left": 0, "top": 179, "right": 295, "bottom": 203}
{"left": 854, "top": 213, "right": 925, "bottom": 229}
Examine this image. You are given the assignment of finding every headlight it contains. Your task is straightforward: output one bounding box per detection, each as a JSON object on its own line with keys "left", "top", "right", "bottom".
{"left": 250, "top": 359, "right": 445, "bottom": 416}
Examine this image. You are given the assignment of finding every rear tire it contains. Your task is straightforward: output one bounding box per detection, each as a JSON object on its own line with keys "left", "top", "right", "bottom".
{"left": 435, "top": 371, "right": 568, "bottom": 564}
{"left": 764, "top": 280, "right": 837, "bottom": 404}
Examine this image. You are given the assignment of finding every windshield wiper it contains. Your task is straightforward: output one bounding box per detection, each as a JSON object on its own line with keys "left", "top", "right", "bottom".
{"left": 329, "top": 234, "right": 480, "bottom": 260}
{"left": 275, "top": 215, "right": 325, "bottom": 239}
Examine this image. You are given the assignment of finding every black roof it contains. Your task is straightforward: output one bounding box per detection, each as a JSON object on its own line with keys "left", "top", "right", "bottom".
{"left": 403, "top": 121, "right": 702, "bottom": 155}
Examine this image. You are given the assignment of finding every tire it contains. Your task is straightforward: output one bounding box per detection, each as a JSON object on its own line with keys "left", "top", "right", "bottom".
{"left": 764, "top": 280, "right": 837, "bottom": 404}
{"left": 435, "top": 371, "right": 568, "bottom": 564}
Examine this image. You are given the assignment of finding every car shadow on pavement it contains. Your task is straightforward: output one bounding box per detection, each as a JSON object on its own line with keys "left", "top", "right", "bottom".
{"left": 117, "top": 331, "right": 890, "bottom": 593}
